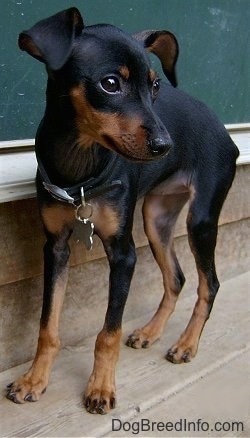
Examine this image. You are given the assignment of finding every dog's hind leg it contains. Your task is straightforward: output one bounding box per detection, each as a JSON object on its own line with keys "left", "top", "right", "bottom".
{"left": 126, "top": 191, "right": 189, "bottom": 349}
{"left": 6, "top": 204, "right": 73, "bottom": 403}
{"left": 166, "top": 172, "right": 234, "bottom": 364}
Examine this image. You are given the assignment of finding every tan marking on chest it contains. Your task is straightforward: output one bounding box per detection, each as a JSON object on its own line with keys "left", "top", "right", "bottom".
{"left": 41, "top": 204, "right": 75, "bottom": 234}
{"left": 92, "top": 203, "right": 120, "bottom": 240}
{"left": 42, "top": 200, "right": 120, "bottom": 240}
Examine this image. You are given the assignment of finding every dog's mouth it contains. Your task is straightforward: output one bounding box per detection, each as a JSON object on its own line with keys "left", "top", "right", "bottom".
{"left": 102, "top": 135, "right": 168, "bottom": 162}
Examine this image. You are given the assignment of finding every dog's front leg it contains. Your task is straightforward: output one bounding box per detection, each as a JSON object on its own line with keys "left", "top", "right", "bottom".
{"left": 84, "top": 235, "right": 136, "bottom": 414}
{"left": 7, "top": 205, "right": 72, "bottom": 403}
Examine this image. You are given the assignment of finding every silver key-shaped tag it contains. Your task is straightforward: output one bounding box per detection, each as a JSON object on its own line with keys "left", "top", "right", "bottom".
{"left": 73, "top": 187, "right": 94, "bottom": 250}
{"left": 72, "top": 219, "right": 94, "bottom": 250}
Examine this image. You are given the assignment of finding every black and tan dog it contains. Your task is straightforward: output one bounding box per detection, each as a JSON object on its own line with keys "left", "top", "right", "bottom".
{"left": 7, "top": 8, "right": 239, "bottom": 414}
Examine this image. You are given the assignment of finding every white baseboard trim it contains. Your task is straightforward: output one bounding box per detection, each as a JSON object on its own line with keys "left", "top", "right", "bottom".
{"left": 0, "top": 123, "right": 249, "bottom": 203}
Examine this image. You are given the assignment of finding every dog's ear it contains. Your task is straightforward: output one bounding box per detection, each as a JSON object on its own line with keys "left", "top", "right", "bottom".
{"left": 18, "top": 7, "right": 84, "bottom": 70}
{"left": 134, "top": 30, "right": 178, "bottom": 87}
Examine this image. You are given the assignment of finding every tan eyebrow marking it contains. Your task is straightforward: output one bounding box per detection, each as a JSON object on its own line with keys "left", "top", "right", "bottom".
{"left": 149, "top": 69, "right": 157, "bottom": 82}
{"left": 119, "top": 65, "right": 130, "bottom": 80}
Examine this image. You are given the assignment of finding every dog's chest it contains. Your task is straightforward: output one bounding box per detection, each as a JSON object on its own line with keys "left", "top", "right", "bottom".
{"left": 72, "top": 200, "right": 120, "bottom": 246}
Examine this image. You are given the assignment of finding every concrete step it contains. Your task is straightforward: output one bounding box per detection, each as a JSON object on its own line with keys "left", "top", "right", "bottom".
{"left": 0, "top": 272, "right": 249, "bottom": 437}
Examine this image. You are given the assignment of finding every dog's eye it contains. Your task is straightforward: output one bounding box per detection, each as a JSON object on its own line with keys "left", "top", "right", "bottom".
{"left": 152, "top": 78, "right": 160, "bottom": 95}
{"left": 100, "top": 76, "right": 120, "bottom": 94}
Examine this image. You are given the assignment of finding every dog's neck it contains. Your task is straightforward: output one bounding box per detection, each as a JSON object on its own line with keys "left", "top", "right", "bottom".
{"left": 55, "top": 140, "right": 111, "bottom": 185}
{"left": 37, "top": 135, "right": 112, "bottom": 188}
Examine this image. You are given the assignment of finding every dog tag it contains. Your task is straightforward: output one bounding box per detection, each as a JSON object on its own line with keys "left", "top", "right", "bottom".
{"left": 72, "top": 187, "right": 94, "bottom": 250}
{"left": 72, "top": 219, "right": 94, "bottom": 250}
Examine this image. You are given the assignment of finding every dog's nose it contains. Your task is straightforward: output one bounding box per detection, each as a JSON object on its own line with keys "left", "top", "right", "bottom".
{"left": 148, "top": 137, "right": 172, "bottom": 157}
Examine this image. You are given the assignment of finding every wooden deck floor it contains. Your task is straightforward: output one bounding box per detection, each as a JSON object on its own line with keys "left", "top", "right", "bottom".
{"left": 0, "top": 272, "right": 249, "bottom": 437}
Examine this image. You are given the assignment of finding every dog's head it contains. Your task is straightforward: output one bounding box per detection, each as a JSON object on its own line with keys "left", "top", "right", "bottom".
{"left": 19, "top": 7, "right": 179, "bottom": 161}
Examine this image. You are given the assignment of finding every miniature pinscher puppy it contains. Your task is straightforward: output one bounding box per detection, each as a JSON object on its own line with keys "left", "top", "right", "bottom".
{"left": 7, "top": 8, "right": 239, "bottom": 414}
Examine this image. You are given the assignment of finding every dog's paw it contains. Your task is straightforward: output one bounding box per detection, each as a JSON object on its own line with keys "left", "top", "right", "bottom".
{"left": 166, "top": 339, "right": 198, "bottom": 364}
{"left": 84, "top": 372, "right": 116, "bottom": 414}
{"left": 126, "top": 328, "right": 159, "bottom": 349}
{"left": 6, "top": 376, "right": 47, "bottom": 404}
